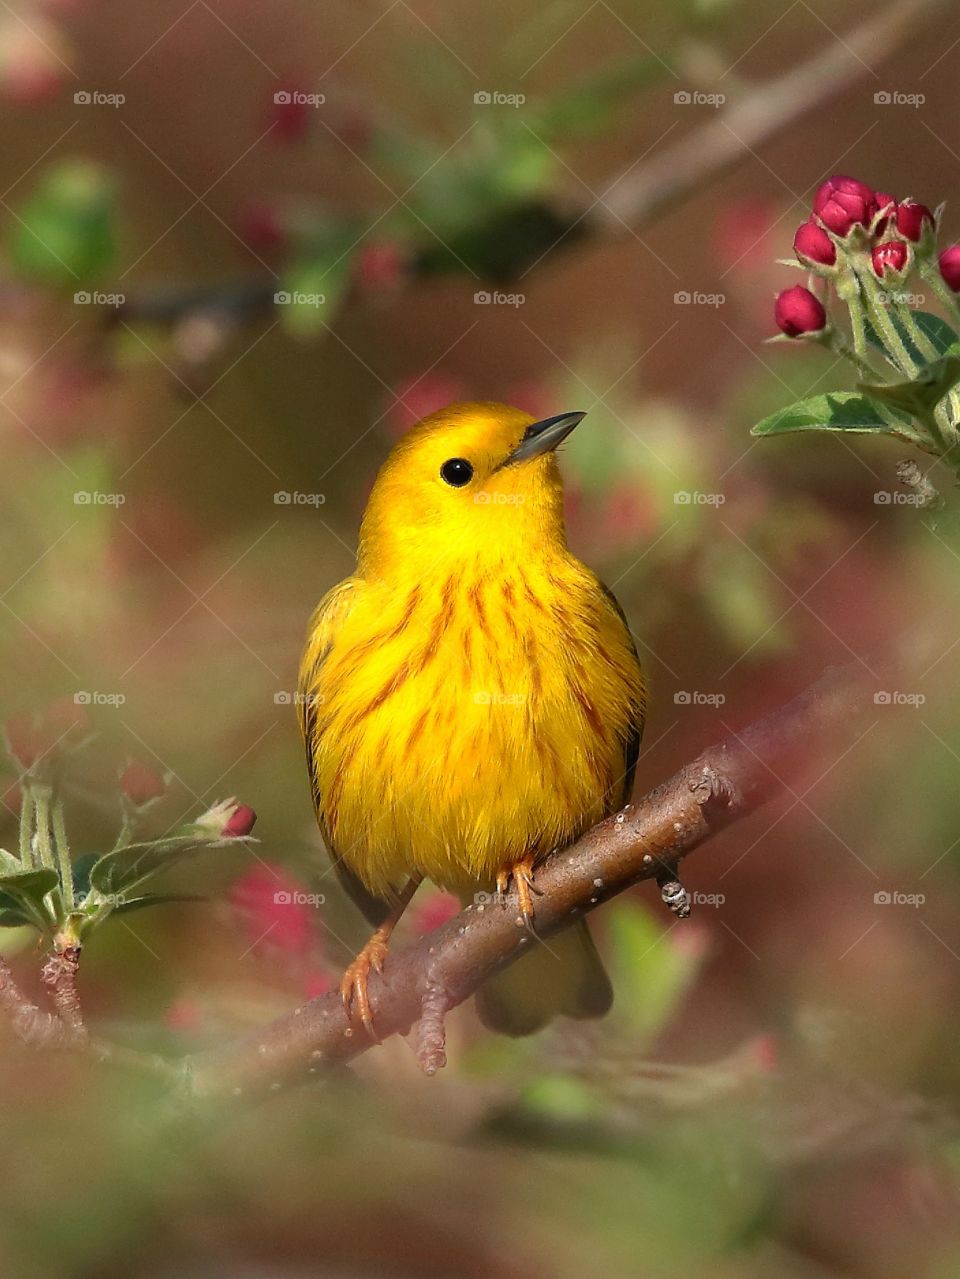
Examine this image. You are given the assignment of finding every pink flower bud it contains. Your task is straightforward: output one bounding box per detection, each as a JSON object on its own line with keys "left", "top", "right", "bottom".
{"left": 793, "top": 220, "right": 836, "bottom": 267}
{"left": 871, "top": 240, "right": 908, "bottom": 278}
{"left": 119, "top": 760, "right": 166, "bottom": 807}
{"left": 939, "top": 246, "right": 960, "bottom": 292}
{"left": 774, "top": 284, "right": 826, "bottom": 337}
{"left": 812, "top": 174, "right": 876, "bottom": 237}
{"left": 895, "top": 200, "right": 934, "bottom": 243}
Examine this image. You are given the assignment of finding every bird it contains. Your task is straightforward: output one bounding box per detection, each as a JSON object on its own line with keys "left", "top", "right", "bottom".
{"left": 297, "top": 401, "right": 645, "bottom": 1039}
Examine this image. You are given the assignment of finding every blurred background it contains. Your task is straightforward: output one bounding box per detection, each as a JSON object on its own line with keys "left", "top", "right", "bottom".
{"left": 3, "top": 0, "right": 960, "bottom": 1274}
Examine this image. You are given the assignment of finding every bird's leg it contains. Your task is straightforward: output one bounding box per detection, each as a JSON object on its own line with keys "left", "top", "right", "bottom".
{"left": 340, "top": 877, "right": 421, "bottom": 1041}
{"left": 496, "top": 852, "right": 543, "bottom": 928}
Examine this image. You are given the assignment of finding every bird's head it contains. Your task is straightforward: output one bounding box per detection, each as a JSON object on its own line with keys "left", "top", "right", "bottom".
{"left": 357, "top": 401, "right": 584, "bottom": 576}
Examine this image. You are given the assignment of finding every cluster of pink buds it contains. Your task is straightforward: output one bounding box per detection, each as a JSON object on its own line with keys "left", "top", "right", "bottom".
{"left": 773, "top": 174, "right": 955, "bottom": 341}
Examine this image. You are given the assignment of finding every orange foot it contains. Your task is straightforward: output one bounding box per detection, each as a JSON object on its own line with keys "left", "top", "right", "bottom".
{"left": 340, "top": 932, "right": 391, "bottom": 1041}
{"left": 496, "top": 852, "right": 542, "bottom": 928}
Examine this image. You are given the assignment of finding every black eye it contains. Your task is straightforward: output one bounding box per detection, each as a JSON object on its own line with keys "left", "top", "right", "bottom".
{"left": 440, "top": 458, "right": 474, "bottom": 487}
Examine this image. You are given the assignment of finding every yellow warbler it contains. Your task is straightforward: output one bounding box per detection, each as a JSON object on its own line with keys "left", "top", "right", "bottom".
{"left": 298, "top": 402, "right": 645, "bottom": 1037}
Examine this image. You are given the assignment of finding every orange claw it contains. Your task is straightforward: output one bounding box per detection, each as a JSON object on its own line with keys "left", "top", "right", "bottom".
{"left": 496, "top": 852, "right": 542, "bottom": 927}
{"left": 340, "top": 931, "right": 391, "bottom": 1041}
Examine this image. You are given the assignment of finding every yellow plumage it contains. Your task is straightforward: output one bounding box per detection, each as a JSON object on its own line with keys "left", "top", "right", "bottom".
{"left": 298, "top": 402, "right": 645, "bottom": 1035}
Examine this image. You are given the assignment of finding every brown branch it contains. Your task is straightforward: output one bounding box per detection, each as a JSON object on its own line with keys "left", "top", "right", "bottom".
{"left": 41, "top": 943, "right": 86, "bottom": 1043}
{"left": 593, "top": 0, "right": 947, "bottom": 232}
{"left": 0, "top": 955, "right": 73, "bottom": 1049}
{"left": 184, "top": 660, "right": 882, "bottom": 1103}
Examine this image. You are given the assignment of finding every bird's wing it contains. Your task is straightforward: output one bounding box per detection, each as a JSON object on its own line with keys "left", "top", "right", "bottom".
{"left": 297, "top": 579, "right": 393, "bottom": 929}
{"left": 599, "top": 580, "right": 645, "bottom": 808}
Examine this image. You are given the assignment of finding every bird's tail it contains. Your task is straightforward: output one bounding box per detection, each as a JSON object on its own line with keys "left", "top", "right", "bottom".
{"left": 475, "top": 918, "right": 612, "bottom": 1037}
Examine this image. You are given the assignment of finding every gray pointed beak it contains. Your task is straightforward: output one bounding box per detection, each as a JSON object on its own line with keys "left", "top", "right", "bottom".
{"left": 501, "top": 411, "right": 587, "bottom": 466}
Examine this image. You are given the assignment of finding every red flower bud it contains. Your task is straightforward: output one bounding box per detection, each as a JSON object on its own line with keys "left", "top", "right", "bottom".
{"left": 774, "top": 284, "right": 826, "bottom": 337}
{"left": 871, "top": 240, "right": 908, "bottom": 278}
{"left": 119, "top": 760, "right": 166, "bottom": 807}
{"left": 270, "top": 86, "right": 311, "bottom": 143}
{"left": 222, "top": 804, "right": 257, "bottom": 838}
{"left": 230, "top": 863, "right": 310, "bottom": 954}
{"left": 793, "top": 220, "right": 836, "bottom": 267}
{"left": 4, "top": 711, "right": 47, "bottom": 769}
{"left": 812, "top": 174, "right": 876, "bottom": 237}
{"left": 939, "top": 246, "right": 960, "bottom": 292}
{"left": 874, "top": 191, "right": 896, "bottom": 234}
{"left": 238, "top": 201, "right": 286, "bottom": 254}
{"left": 895, "top": 199, "right": 934, "bottom": 243}
{"left": 44, "top": 696, "right": 88, "bottom": 740}
{"left": 196, "top": 797, "right": 258, "bottom": 839}
{"left": 356, "top": 241, "right": 408, "bottom": 292}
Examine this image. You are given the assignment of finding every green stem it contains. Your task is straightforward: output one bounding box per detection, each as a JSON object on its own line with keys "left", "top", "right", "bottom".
{"left": 52, "top": 798, "right": 74, "bottom": 912}
{"left": 848, "top": 292, "right": 868, "bottom": 360}
{"left": 33, "top": 788, "right": 55, "bottom": 873}
{"left": 854, "top": 262, "right": 920, "bottom": 377}
{"left": 18, "top": 783, "right": 34, "bottom": 868}
{"left": 920, "top": 259, "right": 960, "bottom": 328}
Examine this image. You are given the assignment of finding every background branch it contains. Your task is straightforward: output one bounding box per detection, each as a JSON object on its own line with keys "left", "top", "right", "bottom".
{"left": 115, "top": 0, "right": 945, "bottom": 330}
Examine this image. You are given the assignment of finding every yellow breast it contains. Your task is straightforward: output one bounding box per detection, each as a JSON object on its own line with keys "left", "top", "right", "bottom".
{"left": 301, "top": 554, "right": 644, "bottom": 899}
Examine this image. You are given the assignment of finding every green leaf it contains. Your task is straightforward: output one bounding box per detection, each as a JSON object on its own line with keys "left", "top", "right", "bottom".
{"left": 751, "top": 391, "right": 916, "bottom": 439}
{"left": 859, "top": 354, "right": 960, "bottom": 415}
{"left": 0, "top": 849, "right": 24, "bottom": 875}
{"left": 606, "top": 902, "right": 703, "bottom": 1044}
{"left": 113, "top": 892, "right": 204, "bottom": 915}
{"left": 0, "top": 868, "right": 59, "bottom": 931}
{"left": 279, "top": 235, "right": 355, "bottom": 338}
{"left": 10, "top": 160, "right": 117, "bottom": 289}
{"left": 88, "top": 835, "right": 210, "bottom": 897}
{"left": 866, "top": 310, "right": 960, "bottom": 370}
